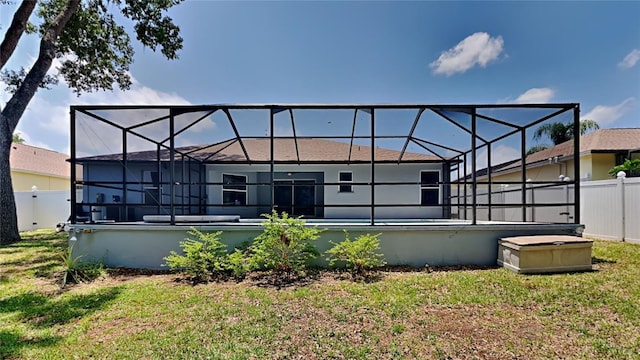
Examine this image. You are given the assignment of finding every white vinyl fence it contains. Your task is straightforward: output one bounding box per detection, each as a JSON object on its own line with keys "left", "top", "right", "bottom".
{"left": 453, "top": 176, "right": 639, "bottom": 243}
{"left": 581, "top": 176, "right": 640, "bottom": 244}
{"left": 454, "top": 183, "right": 575, "bottom": 224}
{"left": 15, "top": 189, "right": 81, "bottom": 232}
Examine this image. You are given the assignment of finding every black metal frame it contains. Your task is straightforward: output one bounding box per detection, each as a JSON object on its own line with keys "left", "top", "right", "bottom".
{"left": 70, "top": 103, "right": 581, "bottom": 226}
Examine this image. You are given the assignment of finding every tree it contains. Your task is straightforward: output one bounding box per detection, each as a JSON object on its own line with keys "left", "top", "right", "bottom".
{"left": 11, "top": 132, "right": 24, "bottom": 144}
{"left": 0, "top": 0, "right": 184, "bottom": 244}
{"left": 532, "top": 119, "right": 600, "bottom": 145}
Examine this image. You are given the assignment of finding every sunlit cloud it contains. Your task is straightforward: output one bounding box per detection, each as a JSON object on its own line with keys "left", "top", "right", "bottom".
{"left": 581, "top": 97, "right": 635, "bottom": 126}
{"left": 512, "top": 88, "right": 555, "bottom": 104}
{"left": 618, "top": 49, "right": 640, "bottom": 69}
{"left": 430, "top": 32, "right": 504, "bottom": 76}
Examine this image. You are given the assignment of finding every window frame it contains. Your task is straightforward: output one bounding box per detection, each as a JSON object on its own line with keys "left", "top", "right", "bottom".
{"left": 142, "top": 170, "right": 160, "bottom": 205}
{"left": 338, "top": 171, "right": 353, "bottom": 193}
{"left": 420, "top": 170, "right": 440, "bottom": 206}
{"left": 222, "top": 173, "right": 247, "bottom": 205}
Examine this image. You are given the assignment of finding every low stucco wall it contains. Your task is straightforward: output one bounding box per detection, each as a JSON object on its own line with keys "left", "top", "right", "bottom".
{"left": 69, "top": 222, "right": 583, "bottom": 270}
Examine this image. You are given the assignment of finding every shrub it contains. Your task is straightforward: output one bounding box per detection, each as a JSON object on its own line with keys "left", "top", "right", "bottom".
{"left": 251, "top": 211, "right": 322, "bottom": 275}
{"left": 60, "top": 246, "right": 105, "bottom": 286}
{"left": 163, "top": 228, "right": 227, "bottom": 282}
{"left": 326, "top": 232, "right": 386, "bottom": 274}
{"left": 609, "top": 158, "right": 640, "bottom": 178}
{"left": 226, "top": 248, "right": 253, "bottom": 279}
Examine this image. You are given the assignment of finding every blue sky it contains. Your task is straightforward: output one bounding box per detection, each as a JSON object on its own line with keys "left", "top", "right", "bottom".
{"left": 1, "top": 1, "right": 639, "bottom": 155}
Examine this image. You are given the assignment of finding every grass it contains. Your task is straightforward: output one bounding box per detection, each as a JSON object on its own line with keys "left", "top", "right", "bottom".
{"left": 1, "top": 230, "right": 639, "bottom": 359}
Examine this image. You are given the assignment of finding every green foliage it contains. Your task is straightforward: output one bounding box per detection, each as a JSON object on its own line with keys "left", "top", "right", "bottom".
{"left": 533, "top": 119, "right": 599, "bottom": 145}
{"left": 251, "top": 211, "right": 322, "bottom": 275}
{"left": 60, "top": 245, "right": 105, "bottom": 286}
{"left": 163, "top": 228, "right": 228, "bottom": 282}
{"left": 31, "top": 0, "right": 184, "bottom": 95}
{"left": 609, "top": 158, "right": 640, "bottom": 178}
{"left": 226, "top": 249, "right": 253, "bottom": 279}
{"left": 11, "top": 132, "right": 25, "bottom": 143}
{"left": 326, "top": 232, "right": 386, "bottom": 274}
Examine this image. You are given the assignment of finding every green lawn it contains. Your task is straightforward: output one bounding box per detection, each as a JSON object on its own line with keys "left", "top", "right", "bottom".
{"left": 1, "top": 230, "right": 639, "bottom": 359}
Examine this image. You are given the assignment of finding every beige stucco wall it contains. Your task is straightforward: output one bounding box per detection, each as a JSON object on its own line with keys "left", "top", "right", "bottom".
{"left": 491, "top": 159, "right": 576, "bottom": 183}
{"left": 11, "top": 171, "right": 69, "bottom": 191}
{"left": 484, "top": 153, "right": 618, "bottom": 183}
{"left": 588, "top": 153, "right": 616, "bottom": 180}
{"left": 492, "top": 154, "right": 615, "bottom": 182}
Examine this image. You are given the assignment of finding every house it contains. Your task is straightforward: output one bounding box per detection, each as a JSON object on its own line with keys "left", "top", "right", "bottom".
{"left": 486, "top": 128, "right": 640, "bottom": 182}
{"left": 10, "top": 142, "right": 72, "bottom": 191}
{"left": 77, "top": 138, "right": 455, "bottom": 221}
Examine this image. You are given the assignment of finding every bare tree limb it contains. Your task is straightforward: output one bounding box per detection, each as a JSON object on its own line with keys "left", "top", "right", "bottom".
{"left": 0, "top": 0, "right": 37, "bottom": 71}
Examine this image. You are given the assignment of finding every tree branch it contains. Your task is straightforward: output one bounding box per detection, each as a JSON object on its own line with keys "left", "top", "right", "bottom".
{"left": 0, "top": 0, "right": 37, "bottom": 71}
{"left": 1, "top": 0, "right": 80, "bottom": 134}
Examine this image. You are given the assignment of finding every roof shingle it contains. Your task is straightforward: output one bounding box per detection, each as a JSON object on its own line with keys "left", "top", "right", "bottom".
{"left": 10, "top": 143, "right": 70, "bottom": 178}
{"left": 78, "top": 138, "right": 444, "bottom": 163}
{"left": 501, "top": 128, "right": 640, "bottom": 172}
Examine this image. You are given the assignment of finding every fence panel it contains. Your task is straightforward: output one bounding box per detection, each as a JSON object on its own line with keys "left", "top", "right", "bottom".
{"left": 451, "top": 178, "right": 636, "bottom": 242}
{"left": 623, "top": 178, "right": 640, "bottom": 243}
{"left": 15, "top": 192, "right": 36, "bottom": 232}
{"left": 15, "top": 190, "right": 72, "bottom": 232}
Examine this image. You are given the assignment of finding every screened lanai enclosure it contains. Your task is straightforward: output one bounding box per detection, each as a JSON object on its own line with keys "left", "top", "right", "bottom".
{"left": 69, "top": 104, "right": 584, "bottom": 269}
{"left": 71, "top": 103, "right": 582, "bottom": 225}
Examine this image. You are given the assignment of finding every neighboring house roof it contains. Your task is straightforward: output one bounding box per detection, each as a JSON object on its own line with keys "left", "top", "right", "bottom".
{"left": 10, "top": 143, "right": 71, "bottom": 178}
{"left": 77, "top": 138, "right": 447, "bottom": 163}
{"left": 496, "top": 128, "right": 640, "bottom": 174}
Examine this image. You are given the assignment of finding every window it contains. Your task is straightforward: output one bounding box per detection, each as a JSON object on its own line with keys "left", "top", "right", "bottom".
{"left": 223, "top": 174, "right": 247, "bottom": 205}
{"left": 143, "top": 171, "right": 160, "bottom": 205}
{"left": 420, "top": 170, "right": 440, "bottom": 206}
{"left": 339, "top": 171, "right": 353, "bottom": 193}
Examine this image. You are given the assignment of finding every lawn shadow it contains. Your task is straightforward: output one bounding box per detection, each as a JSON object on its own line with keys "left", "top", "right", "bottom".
{"left": 248, "top": 269, "right": 323, "bottom": 289}
{"left": 0, "top": 286, "right": 121, "bottom": 358}
{"left": 3, "top": 237, "right": 66, "bottom": 249}
{"left": 381, "top": 264, "right": 500, "bottom": 273}
{"left": 592, "top": 256, "right": 616, "bottom": 265}
{"left": 0, "top": 251, "right": 64, "bottom": 278}
{"left": 0, "top": 329, "right": 62, "bottom": 360}
{"left": 0, "top": 286, "right": 122, "bottom": 328}
{"left": 331, "top": 268, "right": 386, "bottom": 283}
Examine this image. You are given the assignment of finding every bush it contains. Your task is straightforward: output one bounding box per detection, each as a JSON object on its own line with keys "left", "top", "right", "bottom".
{"left": 226, "top": 248, "right": 253, "bottom": 279}
{"left": 251, "top": 211, "right": 322, "bottom": 275}
{"left": 609, "top": 158, "right": 640, "bottom": 178}
{"left": 60, "top": 246, "right": 106, "bottom": 286}
{"left": 163, "top": 228, "right": 227, "bottom": 282}
{"left": 326, "top": 232, "right": 386, "bottom": 274}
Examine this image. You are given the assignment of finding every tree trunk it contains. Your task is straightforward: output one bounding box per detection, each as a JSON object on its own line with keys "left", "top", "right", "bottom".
{"left": 0, "top": 133, "right": 20, "bottom": 244}
{"left": 0, "top": 0, "right": 80, "bottom": 244}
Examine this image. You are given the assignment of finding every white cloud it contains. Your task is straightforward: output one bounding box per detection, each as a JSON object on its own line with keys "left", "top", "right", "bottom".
{"left": 618, "top": 49, "right": 640, "bottom": 69}
{"left": 513, "top": 88, "right": 555, "bottom": 104}
{"left": 452, "top": 144, "right": 520, "bottom": 179}
{"left": 16, "top": 75, "right": 196, "bottom": 155}
{"left": 581, "top": 97, "right": 635, "bottom": 126}
{"left": 430, "top": 32, "right": 504, "bottom": 76}
{"left": 472, "top": 144, "right": 520, "bottom": 172}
